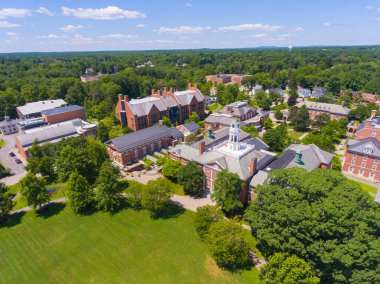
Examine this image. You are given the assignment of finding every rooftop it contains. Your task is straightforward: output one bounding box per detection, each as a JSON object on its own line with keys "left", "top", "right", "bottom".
{"left": 41, "top": 105, "right": 84, "bottom": 116}
{"left": 17, "top": 99, "right": 67, "bottom": 116}
{"left": 298, "top": 101, "right": 350, "bottom": 116}
{"left": 347, "top": 137, "right": 380, "bottom": 158}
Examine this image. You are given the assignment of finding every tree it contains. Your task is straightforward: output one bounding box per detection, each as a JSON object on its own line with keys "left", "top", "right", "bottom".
{"left": 264, "top": 124, "right": 289, "bottom": 152}
{"left": 125, "top": 181, "right": 144, "bottom": 208}
{"left": 186, "top": 111, "right": 200, "bottom": 123}
{"left": 302, "top": 132, "right": 335, "bottom": 152}
{"left": 65, "top": 172, "right": 93, "bottom": 213}
{"left": 177, "top": 161, "right": 204, "bottom": 196}
{"left": 161, "top": 159, "right": 182, "bottom": 180}
{"left": 255, "top": 91, "right": 272, "bottom": 110}
{"left": 194, "top": 205, "right": 224, "bottom": 239}
{"left": 97, "top": 121, "right": 109, "bottom": 142}
{"left": 313, "top": 113, "right": 330, "bottom": 131}
{"left": 245, "top": 168, "right": 380, "bottom": 283}
{"left": 291, "top": 105, "right": 310, "bottom": 131}
{"left": 263, "top": 118, "right": 273, "bottom": 129}
{"left": 241, "top": 125, "right": 259, "bottom": 138}
{"left": 206, "top": 219, "right": 251, "bottom": 271}
{"left": 141, "top": 178, "right": 173, "bottom": 216}
{"left": 19, "top": 173, "right": 49, "bottom": 209}
{"left": 274, "top": 110, "right": 284, "bottom": 120}
{"left": 95, "top": 163, "right": 124, "bottom": 212}
{"left": 161, "top": 116, "right": 173, "bottom": 127}
{"left": 332, "top": 155, "right": 342, "bottom": 171}
{"left": 0, "top": 182, "right": 13, "bottom": 223}
{"left": 212, "top": 170, "right": 243, "bottom": 214}
{"left": 260, "top": 253, "right": 320, "bottom": 284}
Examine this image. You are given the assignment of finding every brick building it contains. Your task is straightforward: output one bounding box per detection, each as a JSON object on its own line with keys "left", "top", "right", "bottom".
{"left": 205, "top": 74, "right": 248, "bottom": 85}
{"left": 297, "top": 101, "right": 350, "bottom": 121}
{"left": 205, "top": 101, "right": 267, "bottom": 131}
{"left": 41, "top": 105, "right": 86, "bottom": 124}
{"left": 342, "top": 138, "right": 380, "bottom": 182}
{"left": 115, "top": 84, "right": 205, "bottom": 131}
{"left": 169, "top": 120, "right": 276, "bottom": 203}
{"left": 16, "top": 99, "right": 67, "bottom": 119}
{"left": 352, "top": 110, "right": 380, "bottom": 140}
{"left": 105, "top": 125, "right": 182, "bottom": 166}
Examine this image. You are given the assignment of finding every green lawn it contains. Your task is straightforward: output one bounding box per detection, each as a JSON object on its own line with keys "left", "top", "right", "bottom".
{"left": 0, "top": 139, "right": 5, "bottom": 148}
{"left": 287, "top": 129, "right": 308, "bottom": 140}
{"left": 0, "top": 206, "right": 259, "bottom": 283}
{"left": 350, "top": 180, "right": 377, "bottom": 196}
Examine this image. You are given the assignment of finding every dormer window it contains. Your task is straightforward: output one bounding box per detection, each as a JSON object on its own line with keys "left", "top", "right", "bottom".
{"left": 364, "top": 144, "right": 374, "bottom": 154}
{"left": 371, "top": 131, "right": 376, "bottom": 137}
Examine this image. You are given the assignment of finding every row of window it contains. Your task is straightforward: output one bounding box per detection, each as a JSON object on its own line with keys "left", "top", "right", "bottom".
{"left": 350, "top": 159, "right": 378, "bottom": 170}
{"left": 348, "top": 166, "right": 376, "bottom": 178}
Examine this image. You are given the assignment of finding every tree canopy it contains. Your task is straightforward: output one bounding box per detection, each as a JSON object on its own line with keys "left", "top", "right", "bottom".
{"left": 245, "top": 168, "right": 380, "bottom": 283}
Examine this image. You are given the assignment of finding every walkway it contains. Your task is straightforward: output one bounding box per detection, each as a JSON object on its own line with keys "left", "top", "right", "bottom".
{"left": 299, "top": 132, "right": 309, "bottom": 140}
{"left": 11, "top": 198, "right": 68, "bottom": 214}
{"left": 343, "top": 174, "right": 377, "bottom": 197}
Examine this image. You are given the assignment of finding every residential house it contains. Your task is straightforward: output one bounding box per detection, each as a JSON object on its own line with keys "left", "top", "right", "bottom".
{"left": 297, "top": 87, "right": 312, "bottom": 98}
{"left": 310, "top": 87, "right": 327, "bottom": 99}
{"left": 16, "top": 99, "right": 67, "bottom": 119}
{"left": 249, "top": 85, "right": 263, "bottom": 96}
{"left": 115, "top": 83, "right": 205, "bottom": 131}
{"left": 80, "top": 73, "right": 104, "bottom": 83}
{"left": 342, "top": 137, "right": 380, "bottom": 183}
{"left": 361, "top": 93, "right": 379, "bottom": 103}
{"left": 266, "top": 88, "right": 285, "bottom": 97}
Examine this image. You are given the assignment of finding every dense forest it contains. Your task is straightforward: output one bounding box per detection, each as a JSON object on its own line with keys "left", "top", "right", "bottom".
{"left": 0, "top": 46, "right": 379, "bottom": 119}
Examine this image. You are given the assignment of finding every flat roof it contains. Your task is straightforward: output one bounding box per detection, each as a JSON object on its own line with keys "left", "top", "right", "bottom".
{"left": 17, "top": 99, "right": 67, "bottom": 115}
{"left": 41, "top": 105, "right": 84, "bottom": 116}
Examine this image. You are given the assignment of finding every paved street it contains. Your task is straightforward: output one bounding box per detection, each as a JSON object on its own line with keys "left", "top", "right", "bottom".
{"left": 0, "top": 133, "right": 27, "bottom": 185}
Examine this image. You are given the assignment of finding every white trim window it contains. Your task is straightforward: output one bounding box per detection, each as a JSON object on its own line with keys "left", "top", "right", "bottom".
{"left": 375, "top": 159, "right": 379, "bottom": 164}
{"left": 370, "top": 172, "right": 375, "bottom": 179}
{"left": 363, "top": 156, "right": 368, "bottom": 161}
{"left": 353, "top": 153, "right": 357, "bottom": 158}
{"left": 351, "top": 159, "right": 355, "bottom": 165}
{"left": 359, "top": 169, "right": 364, "bottom": 176}
{"left": 361, "top": 162, "right": 366, "bottom": 168}
{"left": 372, "top": 165, "right": 377, "bottom": 171}
{"left": 349, "top": 166, "right": 354, "bottom": 173}
{"left": 371, "top": 131, "right": 377, "bottom": 137}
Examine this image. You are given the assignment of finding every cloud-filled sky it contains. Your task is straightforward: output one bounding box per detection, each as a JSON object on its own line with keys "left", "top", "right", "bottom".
{"left": 0, "top": 0, "right": 379, "bottom": 52}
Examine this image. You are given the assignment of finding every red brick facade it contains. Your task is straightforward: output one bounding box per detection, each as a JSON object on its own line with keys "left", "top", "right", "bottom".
{"left": 342, "top": 151, "right": 380, "bottom": 182}
{"left": 42, "top": 108, "right": 86, "bottom": 124}
{"left": 308, "top": 109, "right": 347, "bottom": 121}
{"left": 115, "top": 84, "right": 205, "bottom": 132}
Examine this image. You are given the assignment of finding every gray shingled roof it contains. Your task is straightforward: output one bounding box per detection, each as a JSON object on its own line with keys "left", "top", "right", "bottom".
{"left": 127, "top": 97, "right": 167, "bottom": 117}
{"left": 174, "top": 90, "right": 204, "bottom": 105}
{"left": 219, "top": 101, "right": 257, "bottom": 118}
{"left": 169, "top": 127, "right": 184, "bottom": 140}
{"left": 105, "top": 125, "right": 171, "bottom": 152}
{"left": 347, "top": 138, "right": 380, "bottom": 158}
{"left": 263, "top": 144, "right": 334, "bottom": 173}
{"left": 181, "top": 121, "right": 199, "bottom": 133}
{"left": 17, "top": 124, "right": 78, "bottom": 147}
{"left": 299, "top": 101, "right": 350, "bottom": 116}
{"left": 41, "top": 105, "right": 84, "bottom": 116}
{"left": 169, "top": 144, "right": 200, "bottom": 161}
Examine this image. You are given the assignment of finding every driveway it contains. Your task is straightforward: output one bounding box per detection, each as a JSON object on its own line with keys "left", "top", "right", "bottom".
{"left": 0, "top": 133, "right": 27, "bottom": 185}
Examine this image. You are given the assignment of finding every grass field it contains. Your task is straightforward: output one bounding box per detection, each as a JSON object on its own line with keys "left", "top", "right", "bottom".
{"left": 287, "top": 129, "right": 308, "bottom": 140}
{"left": 350, "top": 180, "right": 377, "bottom": 196}
{"left": 0, "top": 139, "right": 5, "bottom": 148}
{"left": 0, "top": 205, "right": 259, "bottom": 283}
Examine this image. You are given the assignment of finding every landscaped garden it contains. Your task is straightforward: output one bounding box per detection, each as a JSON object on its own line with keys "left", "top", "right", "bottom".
{"left": 0, "top": 205, "right": 259, "bottom": 283}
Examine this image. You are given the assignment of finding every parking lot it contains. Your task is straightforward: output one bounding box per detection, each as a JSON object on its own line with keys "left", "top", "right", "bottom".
{"left": 0, "top": 133, "right": 26, "bottom": 185}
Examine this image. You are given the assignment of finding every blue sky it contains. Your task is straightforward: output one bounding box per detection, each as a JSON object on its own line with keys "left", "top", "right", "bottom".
{"left": 0, "top": 0, "right": 379, "bottom": 52}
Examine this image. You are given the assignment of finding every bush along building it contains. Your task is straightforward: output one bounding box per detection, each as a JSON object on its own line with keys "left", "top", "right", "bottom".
{"left": 169, "top": 120, "right": 277, "bottom": 204}
{"left": 115, "top": 83, "right": 205, "bottom": 131}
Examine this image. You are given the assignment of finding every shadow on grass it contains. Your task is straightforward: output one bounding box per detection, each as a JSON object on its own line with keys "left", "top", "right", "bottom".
{"left": 151, "top": 202, "right": 185, "bottom": 220}
{"left": 36, "top": 202, "right": 66, "bottom": 219}
{"left": 0, "top": 211, "right": 25, "bottom": 228}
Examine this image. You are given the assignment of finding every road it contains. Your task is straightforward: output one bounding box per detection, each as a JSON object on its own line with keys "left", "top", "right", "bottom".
{"left": 0, "top": 133, "right": 26, "bottom": 185}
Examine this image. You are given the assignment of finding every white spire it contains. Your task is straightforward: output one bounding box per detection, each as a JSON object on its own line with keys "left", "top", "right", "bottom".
{"left": 228, "top": 119, "right": 240, "bottom": 151}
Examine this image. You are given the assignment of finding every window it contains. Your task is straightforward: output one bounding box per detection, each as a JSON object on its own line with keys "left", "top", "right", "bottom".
{"left": 364, "top": 156, "right": 368, "bottom": 161}
{"left": 158, "top": 141, "right": 162, "bottom": 150}
{"left": 142, "top": 146, "right": 147, "bottom": 155}
{"left": 353, "top": 153, "right": 357, "bottom": 158}
{"left": 349, "top": 166, "right": 353, "bottom": 172}
{"left": 359, "top": 169, "right": 364, "bottom": 176}
{"left": 371, "top": 131, "right": 377, "bottom": 137}
{"left": 134, "top": 149, "right": 139, "bottom": 159}
{"left": 375, "top": 159, "right": 379, "bottom": 164}
{"left": 150, "top": 143, "right": 155, "bottom": 153}
{"left": 362, "top": 162, "right": 366, "bottom": 167}
{"left": 370, "top": 172, "right": 375, "bottom": 178}
{"left": 373, "top": 165, "right": 377, "bottom": 170}
{"left": 351, "top": 159, "right": 355, "bottom": 165}
{"left": 364, "top": 144, "right": 374, "bottom": 154}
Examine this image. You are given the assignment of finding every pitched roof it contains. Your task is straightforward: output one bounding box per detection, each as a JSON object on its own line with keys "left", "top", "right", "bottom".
{"left": 263, "top": 144, "right": 334, "bottom": 172}
{"left": 174, "top": 89, "right": 204, "bottom": 105}
{"left": 298, "top": 101, "right": 350, "bottom": 116}
{"left": 181, "top": 121, "right": 199, "bottom": 133}
{"left": 219, "top": 101, "right": 256, "bottom": 117}
{"left": 169, "top": 127, "right": 184, "bottom": 140}
{"left": 41, "top": 105, "right": 84, "bottom": 116}
{"left": 17, "top": 99, "right": 67, "bottom": 116}
{"left": 346, "top": 138, "right": 380, "bottom": 158}
{"left": 105, "top": 125, "right": 171, "bottom": 152}
{"left": 127, "top": 97, "right": 167, "bottom": 117}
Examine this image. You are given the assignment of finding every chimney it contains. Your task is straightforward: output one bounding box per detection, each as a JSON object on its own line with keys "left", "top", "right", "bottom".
{"left": 151, "top": 89, "right": 155, "bottom": 96}
{"left": 118, "top": 94, "right": 123, "bottom": 102}
{"left": 169, "top": 88, "right": 173, "bottom": 95}
{"left": 172, "top": 140, "right": 178, "bottom": 147}
{"left": 198, "top": 140, "right": 205, "bottom": 155}
{"left": 371, "top": 110, "right": 377, "bottom": 120}
{"left": 341, "top": 101, "right": 345, "bottom": 106}
{"left": 124, "top": 95, "right": 129, "bottom": 102}
{"left": 163, "top": 87, "right": 167, "bottom": 96}
{"left": 194, "top": 83, "right": 198, "bottom": 90}
{"left": 250, "top": 157, "right": 257, "bottom": 175}
{"left": 188, "top": 83, "right": 192, "bottom": 89}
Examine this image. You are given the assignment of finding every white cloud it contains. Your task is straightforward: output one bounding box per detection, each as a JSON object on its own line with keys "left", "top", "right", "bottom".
{"left": 246, "top": 34, "right": 269, "bottom": 38}
{"left": 61, "top": 6, "right": 146, "bottom": 20}
{"left": 136, "top": 23, "right": 147, "bottom": 28}
{"left": 41, "top": 34, "right": 67, "bottom": 39}
{"left": 0, "top": 21, "right": 21, "bottom": 28}
{"left": 290, "top": 26, "right": 304, "bottom": 32}
{"left": 155, "top": 26, "right": 211, "bottom": 34}
{"left": 0, "top": 8, "right": 31, "bottom": 19}
{"left": 36, "top": 7, "right": 53, "bottom": 16}
{"left": 185, "top": 3, "right": 192, "bottom": 7}
{"left": 219, "top": 23, "right": 285, "bottom": 32}
{"left": 98, "top": 33, "right": 137, "bottom": 39}
{"left": 59, "top": 25, "right": 85, "bottom": 32}
{"left": 323, "top": 22, "right": 331, "bottom": 27}
{"left": 6, "top": 32, "right": 18, "bottom": 36}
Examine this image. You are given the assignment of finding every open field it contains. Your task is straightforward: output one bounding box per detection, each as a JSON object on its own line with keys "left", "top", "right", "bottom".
{"left": 0, "top": 139, "right": 5, "bottom": 148}
{"left": 0, "top": 205, "right": 259, "bottom": 283}
{"left": 350, "top": 180, "right": 377, "bottom": 196}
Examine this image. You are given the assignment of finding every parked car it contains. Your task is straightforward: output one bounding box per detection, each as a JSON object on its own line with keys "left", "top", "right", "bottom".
{"left": 8, "top": 151, "right": 15, "bottom": 157}
{"left": 15, "top": 158, "right": 22, "bottom": 164}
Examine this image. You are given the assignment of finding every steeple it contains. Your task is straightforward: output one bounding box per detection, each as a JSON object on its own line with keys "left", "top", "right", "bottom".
{"left": 228, "top": 119, "right": 241, "bottom": 151}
